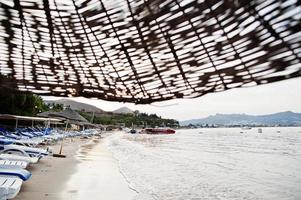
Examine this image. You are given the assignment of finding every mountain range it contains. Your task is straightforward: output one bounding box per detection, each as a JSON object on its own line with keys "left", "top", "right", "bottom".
{"left": 46, "top": 99, "right": 105, "bottom": 113}
{"left": 180, "top": 111, "right": 301, "bottom": 126}
{"left": 45, "top": 99, "right": 134, "bottom": 114}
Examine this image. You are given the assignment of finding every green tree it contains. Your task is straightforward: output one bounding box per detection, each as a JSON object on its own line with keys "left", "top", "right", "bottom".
{"left": 78, "top": 110, "right": 179, "bottom": 128}
{"left": 50, "top": 103, "right": 64, "bottom": 111}
{"left": 0, "top": 93, "right": 49, "bottom": 116}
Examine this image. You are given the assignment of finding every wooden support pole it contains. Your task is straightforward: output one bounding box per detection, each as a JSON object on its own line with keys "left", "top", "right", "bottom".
{"left": 15, "top": 118, "right": 18, "bottom": 129}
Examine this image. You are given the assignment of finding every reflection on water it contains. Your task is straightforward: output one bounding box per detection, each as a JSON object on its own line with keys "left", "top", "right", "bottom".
{"left": 60, "top": 139, "right": 136, "bottom": 200}
{"left": 105, "top": 127, "right": 301, "bottom": 200}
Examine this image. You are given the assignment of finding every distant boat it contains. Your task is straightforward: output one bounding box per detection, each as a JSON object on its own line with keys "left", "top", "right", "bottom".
{"left": 143, "top": 128, "right": 175, "bottom": 134}
{"left": 241, "top": 127, "right": 252, "bottom": 130}
{"left": 129, "top": 122, "right": 137, "bottom": 134}
{"left": 130, "top": 129, "right": 137, "bottom": 134}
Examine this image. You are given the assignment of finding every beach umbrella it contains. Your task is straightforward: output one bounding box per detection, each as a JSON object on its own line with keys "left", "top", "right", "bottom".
{"left": 37, "top": 111, "right": 60, "bottom": 118}
{"left": 47, "top": 108, "right": 88, "bottom": 123}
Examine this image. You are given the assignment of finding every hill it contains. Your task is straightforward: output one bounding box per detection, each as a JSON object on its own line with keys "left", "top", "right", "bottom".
{"left": 113, "top": 107, "right": 134, "bottom": 114}
{"left": 180, "top": 111, "right": 301, "bottom": 126}
{"left": 45, "top": 99, "right": 105, "bottom": 113}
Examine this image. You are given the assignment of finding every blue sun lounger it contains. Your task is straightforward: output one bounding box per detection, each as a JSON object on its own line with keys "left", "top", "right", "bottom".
{"left": 0, "top": 168, "right": 31, "bottom": 181}
{"left": 0, "top": 160, "right": 28, "bottom": 169}
{"left": 0, "top": 137, "right": 48, "bottom": 158}
{"left": 0, "top": 176, "right": 23, "bottom": 200}
{"left": 0, "top": 168, "right": 31, "bottom": 199}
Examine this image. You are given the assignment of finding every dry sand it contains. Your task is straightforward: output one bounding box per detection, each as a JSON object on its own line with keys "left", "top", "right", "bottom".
{"left": 14, "top": 135, "right": 136, "bottom": 200}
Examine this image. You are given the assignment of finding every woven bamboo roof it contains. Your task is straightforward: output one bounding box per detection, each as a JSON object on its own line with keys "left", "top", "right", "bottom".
{"left": 0, "top": 0, "right": 300, "bottom": 104}
{"left": 38, "top": 108, "right": 88, "bottom": 122}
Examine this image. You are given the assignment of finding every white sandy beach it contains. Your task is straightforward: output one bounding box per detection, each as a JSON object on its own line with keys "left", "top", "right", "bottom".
{"left": 14, "top": 135, "right": 136, "bottom": 200}
{"left": 60, "top": 137, "right": 136, "bottom": 200}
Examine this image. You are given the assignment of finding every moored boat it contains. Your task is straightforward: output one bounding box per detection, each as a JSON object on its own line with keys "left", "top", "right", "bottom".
{"left": 130, "top": 129, "right": 137, "bottom": 134}
{"left": 143, "top": 128, "right": 175, "bottom": 134}
{"left": 241, "top": 127, "right": 252, "bottom": 130}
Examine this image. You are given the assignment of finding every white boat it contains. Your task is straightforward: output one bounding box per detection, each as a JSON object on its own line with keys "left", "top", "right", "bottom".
{"left": 241, "top": 127, "right": 252, "bottom": 130}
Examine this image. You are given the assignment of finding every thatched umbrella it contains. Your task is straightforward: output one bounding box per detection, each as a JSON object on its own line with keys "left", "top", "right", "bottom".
{"left": 0, "top": 1, "right": 300, "bottom": 104}
{"left": 37, "top": 111, "right": 60, "bottom": 118}
{"left": 47, "top": 108, "right": 88, "bottom": 122}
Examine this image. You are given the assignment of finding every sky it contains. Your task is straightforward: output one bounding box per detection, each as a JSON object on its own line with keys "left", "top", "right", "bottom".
{"left": 43, "top": 77, "right": 301, "bottom": 121}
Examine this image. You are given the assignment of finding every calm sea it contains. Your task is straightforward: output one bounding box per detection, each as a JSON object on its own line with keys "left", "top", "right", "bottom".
{"left": 104, "top": 127, "right": 301, "bottom": 200}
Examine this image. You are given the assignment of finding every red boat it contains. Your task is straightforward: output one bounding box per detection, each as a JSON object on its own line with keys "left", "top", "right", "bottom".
{"left": 143, "top": 128, "right": 176, "bottom": 134}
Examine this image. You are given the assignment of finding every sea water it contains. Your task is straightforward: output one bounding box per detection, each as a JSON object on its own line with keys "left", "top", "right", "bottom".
{"left": 104, "top": 127, "right": 301, "bottom": 200}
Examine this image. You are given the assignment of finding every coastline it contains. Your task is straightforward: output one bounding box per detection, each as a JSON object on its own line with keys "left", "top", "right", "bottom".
{"left": 14, "top": 134, "right": 136, "bottom": 200}
{"left": 14, "top": 137, "right": 89, "bottom": 200}
{"left": 60, "top": 135, "right": 137, "bottom": 200}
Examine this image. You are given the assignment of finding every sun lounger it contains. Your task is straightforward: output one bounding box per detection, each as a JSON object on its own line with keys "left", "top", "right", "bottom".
{"left": 0, "top": 160, "right": 28, "bottom": 169}
{"left": 10, "top": 140, "right": 35, "bottom": 147}
{"left": 2, "top": 128, "right": 56, "bottom": 146}
{"left": 0, "top": 128, "right": 28, "bottom": 141}
{"left": 0, "top": 167, "right": 31, "bottom": 199}
{"left": 0, "top": 168, "right": 31, "bottom": 181}
{"left": 0, "top": 139, "right": 13, "bottom": 146}
{"left": 0, "top": 154, "right": 39, "bottom": 164}
{"left": 1, "top": 144, "right": 48, "bottom": 158}
{"left": 0, "top": 176, "right": 23, "bottom": 200}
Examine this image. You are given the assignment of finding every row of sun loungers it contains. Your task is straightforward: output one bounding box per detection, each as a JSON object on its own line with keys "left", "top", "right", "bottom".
{"left": 0, "top": 127, "right": 100, "bottom": 199}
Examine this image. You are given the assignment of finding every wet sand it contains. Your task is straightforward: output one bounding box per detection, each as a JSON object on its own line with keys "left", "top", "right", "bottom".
{"left": 14, "top": 136, "right": 136, "bottom": 200}
{"left": 61, "top": 138, "right": 137, "bottom": 200}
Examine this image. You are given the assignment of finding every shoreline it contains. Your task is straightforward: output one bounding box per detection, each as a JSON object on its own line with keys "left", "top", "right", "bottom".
{"left": 14, "top": 137, "right": 90, "bottom": 200}
{"left": 14, "top": 134, "right": 136, "bottom": 200}
{"left": 60, "top": 135, "right": 136, "bottom": 200}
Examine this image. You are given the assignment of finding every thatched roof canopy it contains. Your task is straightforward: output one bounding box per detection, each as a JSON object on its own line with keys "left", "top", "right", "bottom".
{"left": 0, "top": 0, "right": 300, "bottom": 104}
{"left": 37, "top": 111, "right": 61, "bottom": 118}
{"left": 51, "top": 108, "right": 88, "bottom": 122}
{"left": 0, "top": 114, "right": 62, "bottom": 122}
{"left": 38, "top": 108, "right": 88, "bottom": 122}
